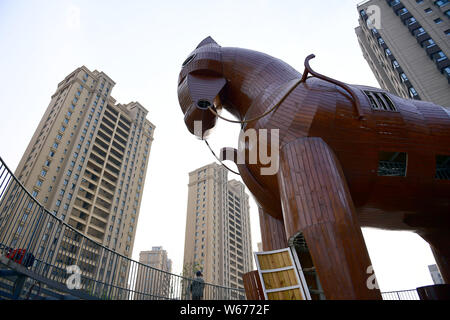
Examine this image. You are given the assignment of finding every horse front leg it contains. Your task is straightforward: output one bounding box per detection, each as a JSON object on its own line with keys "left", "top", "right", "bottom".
{"left": 276, "top": 137, "right": 381, "bottom": 300}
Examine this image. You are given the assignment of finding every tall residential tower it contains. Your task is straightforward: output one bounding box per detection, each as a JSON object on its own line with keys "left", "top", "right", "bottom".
{"left": 182, "top": 163, "right": 253, "bottom": 298}
{"left": 355, "top": 0, "right": 449, "bottom": 107}
{"left": 14, "top": 66, "right": 155, "bottom": 261}
{"left": 134, "top": 247, "right": 173, "bottom": 299}
{"left": 139, "top": 247, "right": 172, "bottom": 272}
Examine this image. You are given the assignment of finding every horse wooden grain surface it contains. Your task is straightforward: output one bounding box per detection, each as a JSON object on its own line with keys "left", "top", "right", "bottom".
{"left": 177, "top": 37, "right": 450, "bottom": 299}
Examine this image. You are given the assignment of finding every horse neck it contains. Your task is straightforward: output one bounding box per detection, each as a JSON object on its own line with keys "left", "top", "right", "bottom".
{"left": 221, "top": 47, "right": 301, "bottom": 119}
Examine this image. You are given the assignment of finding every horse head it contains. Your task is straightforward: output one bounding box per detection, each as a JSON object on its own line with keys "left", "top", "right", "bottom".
{"left": 177, "top": 36, "right": 227, "bottom": 139}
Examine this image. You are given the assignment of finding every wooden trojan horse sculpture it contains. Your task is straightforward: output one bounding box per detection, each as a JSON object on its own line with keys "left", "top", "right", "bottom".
{"left": 177, "top": 36, "right": 450, "bottom": 299}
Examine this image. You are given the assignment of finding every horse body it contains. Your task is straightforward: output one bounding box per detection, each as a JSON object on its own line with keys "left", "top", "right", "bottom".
{"left": 177, "top": 37, "right": 450, "bottom": 299}
{"left": 218, "top": 44, "right": 450, "bottom": 233}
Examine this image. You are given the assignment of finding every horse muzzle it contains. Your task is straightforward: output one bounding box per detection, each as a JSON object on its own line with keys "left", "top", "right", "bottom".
{"left": 177, "top": 73, "right": 226, "bottom": 139}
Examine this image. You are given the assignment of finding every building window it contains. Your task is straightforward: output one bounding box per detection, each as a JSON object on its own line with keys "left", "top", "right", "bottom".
{"left": 443, "top": 67, "right": 450, "bottom": 80}
{"left": 385, "top": 48, "right": 392, "bottom": 57}
{"left": 434, "top": 0, "right": 448, "bottom": 7}
{"left": 414, "top": 27, "right": 426, "bottom": 38}
{"left": 434, "top": 18, "right": 443, "bottom": 24}
{"left": 433, "top": 51, "right": 448, "bottom": 63}
{"left": 397, "top": 8, "right": 409, "bottom": 16}
{"left": 424, "top": 8, "right": 433, "bottom": 13}
{"left": 409, "top": 87, "right": 419, "bottom": 99}
{"left": 400, "top": 73, "right": 408, "bottom": 83}
{"left": 421, "top": 38, "right": 436, "bottom": 48}
{"left": 405, "top": 17, "right": 416, "bottom": 25}
{"left": 377, "top": 152, "right": 407, "bottom": 177}
{"left": 392, "top": 60, "right": 400, "bottom": 69}
{"left": 41, "top": 169, "right": 47, "bottom": 177}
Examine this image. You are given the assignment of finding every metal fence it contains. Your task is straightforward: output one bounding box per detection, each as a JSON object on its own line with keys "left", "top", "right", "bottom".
{"left": 0, "top": 156, "right": 245, "bottom": 300}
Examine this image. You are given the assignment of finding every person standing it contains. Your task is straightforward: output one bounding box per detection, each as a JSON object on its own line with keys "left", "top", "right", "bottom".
{"left": 190, "top": 271, "right": 205, "bottom": 300}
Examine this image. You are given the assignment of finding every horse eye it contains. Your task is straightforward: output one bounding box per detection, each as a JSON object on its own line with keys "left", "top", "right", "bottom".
{"left": 182, "top": 54, "right": 196, "bottom": 67}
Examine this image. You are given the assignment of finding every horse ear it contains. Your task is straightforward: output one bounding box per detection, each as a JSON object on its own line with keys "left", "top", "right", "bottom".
{"left": 196, "top": 36, "right": 219, "bottom": 48}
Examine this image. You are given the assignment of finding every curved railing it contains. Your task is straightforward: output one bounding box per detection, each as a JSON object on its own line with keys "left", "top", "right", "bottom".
{"left": 0, "top": 156, "right": 245, "bottom": 300}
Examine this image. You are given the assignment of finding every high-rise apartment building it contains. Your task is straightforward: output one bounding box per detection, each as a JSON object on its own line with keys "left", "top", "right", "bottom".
{"left": 355, "top": 0, "right": 450, "bottom": 107}
{"left": 182, "top": 163, "right": 253, "bottom": 297}
{"left": 139, "top": 247, "right": 172, "bottom": 272}
{"left": 13, "top": 65, "right": 155, "bottom": 262}
{"left": 134, "top": 247, "right": 172, "bottom": 299}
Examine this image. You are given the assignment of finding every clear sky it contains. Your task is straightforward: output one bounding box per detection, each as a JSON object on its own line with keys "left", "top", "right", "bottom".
{"left": 0, "top": 0, "right": 437, "bottom": 293}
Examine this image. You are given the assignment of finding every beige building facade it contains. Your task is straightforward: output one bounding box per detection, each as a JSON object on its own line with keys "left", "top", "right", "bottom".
{"left": 134, "top": 247, "right": 172, "bottom": 299}
{"left": 139, "top": 246, "right": 172, "bottom": 272}
{"left": 182, "top": 163, "right": 253, "bottom": 297}
{"left": 13, "top": 66, "right": 155, "bottom": 281}
{"left": 355, "top": 0, "right": 450, "bottom": 107}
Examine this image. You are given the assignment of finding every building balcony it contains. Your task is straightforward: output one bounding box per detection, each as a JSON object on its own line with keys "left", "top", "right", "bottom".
{"left": 399, "top": 11, "right": 413, "bottom": 22}
{"left": 371, "top": 28, "right": 381, "bottom": 39}
{"left": 387, "top": 0, "right": 399, "bottom": 6}
{"left": 93, "top": 205, "right": 110, "bottom": 221}
{"left": 360, "top": 9, "right": 368, "bottom": 21}
{"left": 426, "top": 44, "right": 441, "bottom": 57}
{"left": 416, "top": 32, "right": 430, "bottom": 44}
{"left": 408, "top": 22, "right": 421, "bottom": 34}
{"left": 392, "top": 2, "right": 404, "bottom": 12}
{"left": 86, "top": 227, "right": 104, "bottom": 243}
{"left": 402, "top": 79, "right": 412, "bottom": 88}
{"left": 433, "top": 0, "right": 449, "bottom": 10}
{"left": 436, "top": 58, "right": 450, "bottom": 74}
{"left": 394, "top": 66, "right": 404, "bottom": 74}
{"left": 442, "top": 67, "right": 450, "bottom": 84}
{"left": 408, "top": 87, "right": 421, "bottom": 100}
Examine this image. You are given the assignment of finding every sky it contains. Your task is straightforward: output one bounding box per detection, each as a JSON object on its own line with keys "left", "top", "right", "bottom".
{"left": 0, "top": 0, "right": 438, "bottom": 293}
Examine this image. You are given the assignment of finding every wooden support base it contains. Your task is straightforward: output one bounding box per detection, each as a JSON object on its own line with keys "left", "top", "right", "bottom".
{"left": 258, "top": 206, "right": 288, "bottom": 251}
{"left": 277, "top": 137, "right": 381, "bottom": 300}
